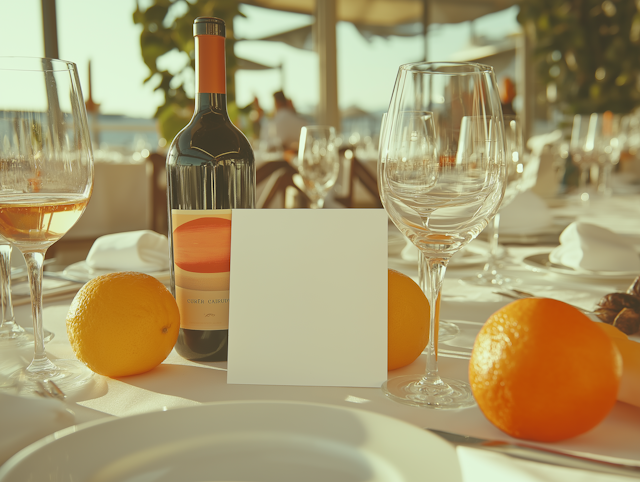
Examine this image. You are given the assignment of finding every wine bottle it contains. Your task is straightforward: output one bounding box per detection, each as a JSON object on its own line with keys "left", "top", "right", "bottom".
{"left": 167, "top": 17, "right": 255, "bottom": 362}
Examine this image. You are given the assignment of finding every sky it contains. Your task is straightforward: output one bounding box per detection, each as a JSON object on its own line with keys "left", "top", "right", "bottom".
{"left": 0, "top": 0, "right": 521, "bottom": 119}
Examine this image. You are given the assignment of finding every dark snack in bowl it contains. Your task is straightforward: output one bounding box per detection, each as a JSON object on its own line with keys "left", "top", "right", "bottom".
{"left": 627, "top": 277, "right": 640, "bottom": 298}
{"left": 593, "top": 307, "right": 618, "bottom": 325}
{"left": 597, "top": 292, "right": 640, "bottom": 312}
{"left": 596, "top": 276, "right": 640, "bottom": 334}
{"left": 612, "top": 308, "right": 640, "bottom": 335}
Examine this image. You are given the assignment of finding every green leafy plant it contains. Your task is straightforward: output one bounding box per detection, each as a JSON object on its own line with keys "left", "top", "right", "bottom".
{"left": 133, "top": 0, "right": 243, "bottom": 141}
{"left": 517, "top": 0, "right": 640, "bottom": 114}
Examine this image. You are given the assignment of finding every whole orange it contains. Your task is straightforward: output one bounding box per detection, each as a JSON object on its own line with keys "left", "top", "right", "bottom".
{"left": 469, "top": 298, "right": 622, "bottom": 442}
{"left": 66, "top": 272, "right": 180, "bottom": 378}
{"left": 388, "top": 269, "right": 435, "bottom": 371}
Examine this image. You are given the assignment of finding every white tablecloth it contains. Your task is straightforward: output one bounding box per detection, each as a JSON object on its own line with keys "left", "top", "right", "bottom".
{"left": 3, "top": 190, "right": 640, "bottom": 479}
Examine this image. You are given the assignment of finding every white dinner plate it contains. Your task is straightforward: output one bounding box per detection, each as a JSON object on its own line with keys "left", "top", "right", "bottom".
{"left": 523, "top": 253, "right": 639, "bottom": 281}
{"left": 61, "top": 261, "right": 170, "bottom": 284}
{"left": 0, "top": 400, "right": 461, "bottom": 482}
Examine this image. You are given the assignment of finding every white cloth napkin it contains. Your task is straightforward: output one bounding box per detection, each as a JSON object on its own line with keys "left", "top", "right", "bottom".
{"left": 526, "top": 129, "right": 563, "bottom": 158}
{"left": 86, "top": 230, "right": 170, "bottom": 273}
{"left": 549, "top": 222, "right": 640, "bottom": 272}
{"left": 0, "top": 391, "right": 75, "bottom": 465}
{"left": 499, "top": 190, "right": 553, "bottom": 235}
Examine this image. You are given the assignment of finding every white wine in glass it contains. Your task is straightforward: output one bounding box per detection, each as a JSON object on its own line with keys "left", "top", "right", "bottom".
{"left": 0, "top": 57, "right": 94, "bottom": 393}
{"left": 378, "top": 62, "right": 506, "bottom": 410}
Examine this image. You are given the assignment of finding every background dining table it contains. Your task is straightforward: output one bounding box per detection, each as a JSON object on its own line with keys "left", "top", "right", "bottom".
{"left": 3, "top": 182, "right": 640, "bottom": 480}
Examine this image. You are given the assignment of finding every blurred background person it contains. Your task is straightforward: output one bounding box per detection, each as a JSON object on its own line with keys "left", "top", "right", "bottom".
{"left": 268, "top": 90, "right": 307, "bottom": 152}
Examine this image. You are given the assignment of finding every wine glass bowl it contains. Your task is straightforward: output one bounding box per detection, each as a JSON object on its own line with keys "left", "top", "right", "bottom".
{"left": 297, "top": 126, "right": 340, "bottom": 208}
{"left": 0, "top": 57, "right": 94, "bottom": 393}
{"left": 378, "top": 62, "right": 506, "bottom": 409}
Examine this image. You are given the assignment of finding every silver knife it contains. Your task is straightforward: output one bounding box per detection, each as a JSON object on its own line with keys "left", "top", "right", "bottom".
{"left": 428, "top": 428, "right": 640, "bottom": 479}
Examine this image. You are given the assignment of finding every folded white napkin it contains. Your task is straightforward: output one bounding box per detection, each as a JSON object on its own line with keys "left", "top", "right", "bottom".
{"left": 549, "top": 222, "right": 640, "bottom": 272}
{"left": 526, "top": 129, "right": 563, "bottom": 158}
{"left": 499, "top": 190, "right": 553, "bottom": 235}
{"left": 0, "top": 391, "right": 75, "bottom": 465}
{"left": 86, "top": 230, "right": 170, "bottom": 273}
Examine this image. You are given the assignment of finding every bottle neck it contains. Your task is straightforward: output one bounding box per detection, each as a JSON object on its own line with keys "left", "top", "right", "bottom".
{"left": 195, "top": 93, "right": 228, "bottom": 115}
{"left": 194, "top": 34, "right": 226, "bottom": 115}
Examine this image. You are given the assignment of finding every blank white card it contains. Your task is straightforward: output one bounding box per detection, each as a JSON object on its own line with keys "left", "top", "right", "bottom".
{"left": 227, "top": 209, "right": 388, "bottom": 387}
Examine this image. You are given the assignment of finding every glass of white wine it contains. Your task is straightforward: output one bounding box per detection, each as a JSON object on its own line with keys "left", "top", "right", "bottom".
{"left": 297, "top": 126, "right": 340, "bottom": 208}
{"left": 0, "top": 57, "right": 94, "bottom": 393}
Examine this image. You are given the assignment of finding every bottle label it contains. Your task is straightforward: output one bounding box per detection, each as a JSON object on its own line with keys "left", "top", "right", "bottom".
{"left": 172, "top": 209, "right": 231, "bottom": 330}
{"left": 196, "top": 35, "right": 225, "bottom": 94}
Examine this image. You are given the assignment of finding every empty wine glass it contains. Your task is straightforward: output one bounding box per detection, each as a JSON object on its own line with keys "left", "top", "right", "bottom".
{"left": 297, "top": 126, "right": 339, "bottom": 208}
{"left": 0, "top": 57, "right": 94, "bottom": 393}
{"left": 590, "top": 112, "right": 622, "bottom": 197}
{"left": 462, "top": 115, "right": 523, "bottom": 286}
{"left": 570, "top": 114, "right": 598, "bottom": 202}
{"left": 378, "top": 62, "right": 506, "bottom": 409}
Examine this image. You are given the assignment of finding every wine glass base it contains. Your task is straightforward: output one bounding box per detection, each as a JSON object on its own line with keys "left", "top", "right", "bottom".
{"left": 0, "top": 327, "right": 55, "bottom": 348}
{"left": 382, "top": 374, "right": 476, "bottom": 410}
{"left": 438, "top": 320, "right": 460, "bottom": 342}
{"left": 15, "top": 359, "right": 93, "bottom": 394}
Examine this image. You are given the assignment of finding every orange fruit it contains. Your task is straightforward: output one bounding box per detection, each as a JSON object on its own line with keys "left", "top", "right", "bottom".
{"left": 469, "top": 298, "right": 622, "bottom": 442}
{"left": 66, "top": 272, "right": 180, "bottom": 378}
{"left": 388, "top": 269, "right": 436, "bottom": 371}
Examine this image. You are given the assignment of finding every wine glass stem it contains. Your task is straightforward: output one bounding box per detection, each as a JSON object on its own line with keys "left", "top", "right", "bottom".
{"left": 0, "top": 244, "right": 15, "bottom": 330}
{"left": 23, "top": 250, "right": 50, "bottom": 371}
{"left": 483, "top": 213, "right": 500, "bottom": 273}
{"left": 599, "top": 163, "right": 612, "bottom": 196}
{"left": 418, "top": 251, "right": 446, "bottom": 385}
{"left": 309, "top": 198, "right": 323, "bottom": 209}
{"left": 579, "top": 164, "right": 589, "bottom": 194}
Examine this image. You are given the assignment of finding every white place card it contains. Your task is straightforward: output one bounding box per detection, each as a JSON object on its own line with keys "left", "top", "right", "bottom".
{"left": 227, "top": 209, "right": 388, "bottom": 387}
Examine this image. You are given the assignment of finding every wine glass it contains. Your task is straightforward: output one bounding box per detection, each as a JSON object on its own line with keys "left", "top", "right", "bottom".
{"left": 297, "top": 126, "right": 339, "bottom": 208}
{"left": 589, "top": 112, "right": 622, "bottom": 197}
{"left": 570, "top": 114, "right": 597, "bottom": 202}
{"left": 462, "top": 115, "right": 523, "bottom": 286}
{"left": 0, "top": 57, "right": 94, "bottom": 393}
{"left": 378, "top": 62, "right": 506, "bottom": 409}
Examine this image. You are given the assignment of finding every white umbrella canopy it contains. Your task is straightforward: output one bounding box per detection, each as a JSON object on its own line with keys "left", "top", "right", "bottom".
{"left": 241, "top": 0, "right": 519, "bottom": 130}
{"left": 241, "top": 0, "right": 518, "bottom": 27}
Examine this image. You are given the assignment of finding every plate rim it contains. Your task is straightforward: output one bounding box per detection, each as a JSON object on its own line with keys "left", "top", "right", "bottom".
{"left": 0, "top": 399, "right": 461, "bottom": 481}
{"left": 523, "top": 253, "right": 639, "bottom": 279}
